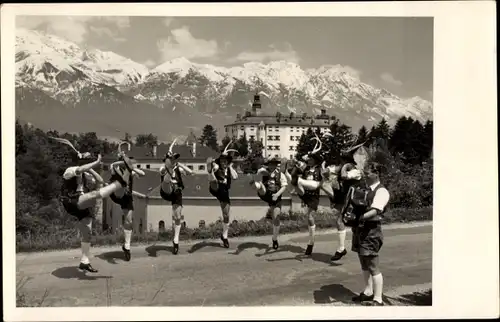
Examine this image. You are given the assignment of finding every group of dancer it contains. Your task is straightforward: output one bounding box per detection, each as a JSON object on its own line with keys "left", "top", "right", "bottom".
{"left": 55, "top": 129, "right": 390, "bottom": 306}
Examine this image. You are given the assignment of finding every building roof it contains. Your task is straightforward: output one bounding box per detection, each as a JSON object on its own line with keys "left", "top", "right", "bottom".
{"left": 102, "top": 142, "right": 218, "bottom": 162}
{"left": 101, "top": 169, "right": 160, "bottom": 195}
{"left": 147, "top": 174, "right": 294, "bottom": 199}
{"left": 225, "top": 115, "right": 332, "bottom": 128}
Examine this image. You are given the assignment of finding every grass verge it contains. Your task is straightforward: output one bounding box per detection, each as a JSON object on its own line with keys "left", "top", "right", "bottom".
{"left": 16, "top": 207, "right": 432, "bottom": 253}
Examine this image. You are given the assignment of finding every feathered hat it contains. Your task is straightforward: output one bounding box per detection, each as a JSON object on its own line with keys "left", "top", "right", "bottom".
{"left": 263, "top": 156, "right": 281, "bottom": 165}
{"left": 302, "top": 131, "right": 333, "bottom": 163}
{"left": 163, "top": 137, "right": 181, "bottom": 161}
{"left": 217, "top": 139, "right": 239, "bottom": 163}
{"left": 341, "top": 140, "right": 369, "bottom": 171}
{"left": 49, "top": 137, "right": 92, "bottom": 160}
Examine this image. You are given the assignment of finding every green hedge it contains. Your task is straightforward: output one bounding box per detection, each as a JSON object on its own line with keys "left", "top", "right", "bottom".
{"left": 16, "top": 207, "right": 432, "bottom": 253}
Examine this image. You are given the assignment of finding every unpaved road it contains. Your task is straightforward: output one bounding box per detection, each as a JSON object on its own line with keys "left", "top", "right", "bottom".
{"left": 16, "top": 222, "right": 432, "bottom": 307}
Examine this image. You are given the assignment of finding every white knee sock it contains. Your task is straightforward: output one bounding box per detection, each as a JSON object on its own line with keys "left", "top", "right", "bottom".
{"left": 272, "top": 224, "right": 280, "bottom": 241}
{"left": 173, "top": 224, "right": 181, "bottom": 244}
{"left": 337, "top": 229, "right": 347, "bottom": 252}
{"left": 372, "top": 273, "right": 383, "bottom": 303}
{"left": 308, "top": 225, "right": 316, "bottom": 245}
{"left": 81, "top": 242, "right": 90, "bottom": 264}
{"left": 222, "top": 223, "right": 229, "bottom": 239}
{"left": 363, "top": 270, "right": 374, "bottom": 296}
{"left": 123, "top": 229, "right": 132, "bottom": 250}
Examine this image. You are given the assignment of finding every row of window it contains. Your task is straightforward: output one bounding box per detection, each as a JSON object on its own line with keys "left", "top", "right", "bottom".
{"left": 227, "top": 126, "right": 326, "bottom": 133}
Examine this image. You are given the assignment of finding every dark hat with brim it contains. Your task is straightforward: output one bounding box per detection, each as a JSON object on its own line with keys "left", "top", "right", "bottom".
{"left": 217, "top": 153, "right": 233, "bottom": 163}
{"left": 163, "top": 152, "right": 180, "bottom": 162}
{"left": 309, "top": 153, "right": 323, "bottom": 162}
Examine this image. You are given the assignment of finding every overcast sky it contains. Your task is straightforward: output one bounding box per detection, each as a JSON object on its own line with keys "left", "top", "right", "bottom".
{"left": 17, "top": 16, "right": 433, "bottom": 101}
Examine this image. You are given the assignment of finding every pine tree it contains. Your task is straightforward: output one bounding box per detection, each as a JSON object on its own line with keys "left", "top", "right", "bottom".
{"left": 408, "top": 120, "right": 426, "bottom": 165}
{"left": 236, "top": 132, "right": 249, "bottom": 157}
{"left": 242, "top": 138, "right": 265, "bottom": 173}
{"left": 220, "top": 135, "right": 232, "bottom": 152}
{"left": 423, "top": 120, "right": 433, "bottom": 161}
{"left": 135, "top": 133, "right": 158, "bottom": 147}
{"left": 322, "top": 119, "right": 355, "bottom": 164}
{"left": 199, "top": 124, "right": 219, "bottom": 152}
{"left": 389, "top": 116, "right": 412, "bottom": 154}
{"left": 356, "top": 125, "right": 369, "bottom": 145}
{"left": 369, "top": 118, "right": 391, "bottom": 149}
{"left": 295, "top": 128, "right": 315, "bottom": 159}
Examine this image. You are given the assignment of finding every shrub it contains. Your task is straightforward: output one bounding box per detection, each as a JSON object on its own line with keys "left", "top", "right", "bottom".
{"left": 16, "top": 207, "right": 432, "bottom": 253}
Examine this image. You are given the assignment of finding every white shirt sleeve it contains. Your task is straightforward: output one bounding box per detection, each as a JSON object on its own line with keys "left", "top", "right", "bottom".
{"left": 63, "top": 166, "right": 79, "bottom": 180}
{"left": 371, "top": 187, "right": 390, "bottom": 212}
{"left": 178, "top": 168, "right": 186, "bottom": 176}
{"left": 159, "top": 166, "right": 167, "bottom": 175}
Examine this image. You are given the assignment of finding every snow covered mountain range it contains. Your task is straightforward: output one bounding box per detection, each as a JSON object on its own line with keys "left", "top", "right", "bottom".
{"left": 15, "top": 28, "right": 432, "bottom": 141}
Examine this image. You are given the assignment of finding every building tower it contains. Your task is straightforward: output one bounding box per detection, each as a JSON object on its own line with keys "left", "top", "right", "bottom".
{"left": 251, "top": 93, "right": 262, "bottom": 115}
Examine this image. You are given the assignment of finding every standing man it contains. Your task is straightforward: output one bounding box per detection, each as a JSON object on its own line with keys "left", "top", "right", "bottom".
{"left": 158, "top": 138, "right": 194, "bottom": 255}
{"left": 329, "top": 144, "right": 366, "bottom": 262}
{"left": 249, "top": 157, "right": 288, "bottom": 249}
{"left": 207, "top": 141, "right": 239, "bottom": 248}
{"left": 343, "top": 162, "right": 390, "bottom": 306}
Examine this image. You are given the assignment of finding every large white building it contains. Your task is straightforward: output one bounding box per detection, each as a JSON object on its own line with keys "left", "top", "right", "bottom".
{"left": 224, "top": 94, "right": 334, "bottom": 159}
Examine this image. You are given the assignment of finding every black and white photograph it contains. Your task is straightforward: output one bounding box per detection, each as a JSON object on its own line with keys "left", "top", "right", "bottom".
{"left": 2, "top": 2, "right": 498, "bottom": 321}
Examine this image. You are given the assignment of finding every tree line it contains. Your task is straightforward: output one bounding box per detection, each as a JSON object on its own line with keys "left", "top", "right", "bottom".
{"left": 15, "top": 115, "right": 432, "bottom": 237}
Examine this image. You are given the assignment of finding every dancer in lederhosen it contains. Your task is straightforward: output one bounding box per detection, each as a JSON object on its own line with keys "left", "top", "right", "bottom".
{"left": 158, "top": 138, "right": 194, "bottom": 254}
{"left": 326, "top": 142, "right": 367, "bottom": 262}
{"left": 108, "top": 142, "right": 148, "bottom": 261}
{"left": 249, "top": 157, "right": 288, "bottom": 249}
{"left": 53, "top": 137, "right": 133, "bottom": 273}
{"left": 284, "top": 135, "right": 333, "bottom": 255}
{"left": 206, "top": 140, "right": 239, "bottom": 248}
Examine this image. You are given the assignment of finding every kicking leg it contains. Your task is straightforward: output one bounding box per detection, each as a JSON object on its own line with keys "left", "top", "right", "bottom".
{"left": 172, "top": 204, "right": 182, "bottom": 254}
{"left": 161, "top": 158, "right": 175, "bottom": 194}
{"left": 122, "top": 209, "right": 133, "bottom": 261}
{"left": 78, "top": 216, "right": 97, "bottom": 273}
{"left": 250, "top": 179, "right": 267, "bottom": 196}
{"left": 78, "top": 181, "right": 127, "bottom": 209}
{"left": 206, "top": 157, "right": 219, "bottom": 190}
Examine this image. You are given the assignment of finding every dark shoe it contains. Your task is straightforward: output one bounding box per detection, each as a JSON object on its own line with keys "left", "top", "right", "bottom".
{"left": 79, "top": 263, "right": 98, "bottom": 273}
{"left": 330, "top": 249, "right": 347, "bottom": 262}
{"left": 173, "top": 242, "right": 179, "bottom": 255}
{"left": 361, "top": 300, "right": 384, "bottom": 306}
{"left": 272, "top": 239, "right": 279, "bottom": 250}
{"left": 352, "top": 292, "right": 374, "bottom": 303}
{"left": 122, "top": 245, "right": 131, "bottom": 261}
{"left": 305, "top": 244, "right": 313, "bottom": 255}
{"left": 221, "top": 235, "right": 229, "bottom": 248}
